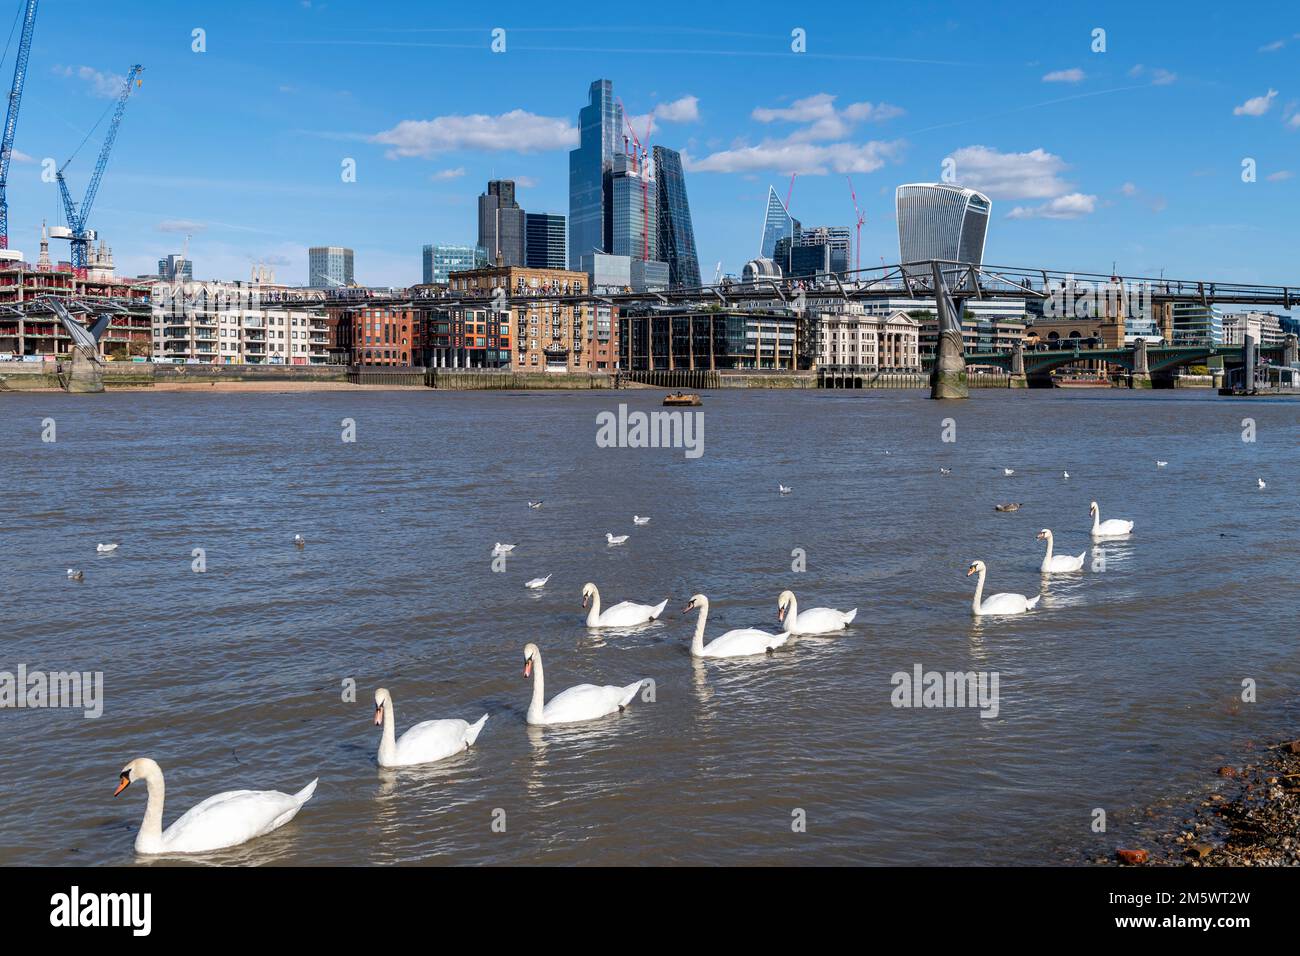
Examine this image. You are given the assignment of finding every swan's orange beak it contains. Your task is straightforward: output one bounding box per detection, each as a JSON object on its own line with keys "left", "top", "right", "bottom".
{"left": 778, "top": 605, "right": 786, "bottom": 622}
{"left": 524, "top": 659, "right": 533, "bottom": 679}
{"left": 373, "top": 705, "right": 383, "bottom": 727}
{"left": 966, "top": 566, "right": 977, "bottom": 576}
{"left": 113, "top": 773, "right": 130, "bottom": 797}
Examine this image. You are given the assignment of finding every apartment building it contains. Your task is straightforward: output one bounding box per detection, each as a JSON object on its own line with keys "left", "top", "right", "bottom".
{"left": 152, "top": 279, "right": 328, "bottom": 364}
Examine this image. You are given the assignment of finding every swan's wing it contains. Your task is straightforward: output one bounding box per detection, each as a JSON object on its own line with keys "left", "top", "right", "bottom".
{"left": 600, "top": 601, "right": 657, "bottom": 625}
{"left": 706, "top": 628, "right": 788, "bottom": 657}
{"left": 395, "top": 718, "right": 473, "bottom": 763}
{"left": 543, "top": 683, "right": 622, "bottom": 722}
{"left": 981, "top": 593, "right": 1030, "bottom": 614}
{"left": 162, "top": 789, "right": 304, "bottom": 853}
{"left": 798, "top": 607, "right": 849, "bottom": 632}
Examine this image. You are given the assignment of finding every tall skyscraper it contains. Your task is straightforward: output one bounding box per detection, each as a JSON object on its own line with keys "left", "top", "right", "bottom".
{"left": 611, "top": 152, "right": 657, "bottom": 261}
{"left": 775, "top": 225, "right": 851, "bottom": 278}
{"left": 653, "top": 145, "right": 700, "bottom": 289}
{"left": 308, "top": 246, "right": 354, "bottom": 287}
{"left": 895, "top": 184, "right": 991, "bottom": 270}
{"left": 525, "top": 213, "right": 567, "bottom": 270}
{"left": 478, "top": 180, "right": 526, "bottom": 266}
{"left": 759, "top": 185, "right": 797, "bottom": 259}
{"left": 158, "top": 254, "right": 193, "bottom": 281}
{"left": 423, "top": 243, "right": 487, "bottom": 285}
{"left": 568, "top": 79, "right": 624, "bottom": 269}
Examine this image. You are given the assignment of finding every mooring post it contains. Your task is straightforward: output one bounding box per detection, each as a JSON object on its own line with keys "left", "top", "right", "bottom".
{"left": 929, "top": 260, "right": 969, "bottom": 400}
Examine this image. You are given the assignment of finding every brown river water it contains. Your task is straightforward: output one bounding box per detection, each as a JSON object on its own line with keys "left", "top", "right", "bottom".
{"left": 0, "top": 387, "right": 1296, "bottom": 865}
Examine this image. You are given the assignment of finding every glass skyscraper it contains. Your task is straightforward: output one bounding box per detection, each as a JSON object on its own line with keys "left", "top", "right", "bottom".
{"left": 307, "top": 246, "right": 354, "bottom": 287}
{"left": 759, "top": 185, "right": 796, "bottom": 259}
{"left": 477, "top": 180, "right": 526, "bottom": 266}
{"left": 423, "top": 244, "right": 487, "bottom": 285}
{"left": 568, "top": 79, "right": 624, "bottom": 269}
{"left": 525, "top": 213, "right": 567, "bottom": 270}
{"left": 653, "top": 145, "right": 701, "bottom": 289}
{"left": 895, "top": 184, "right": 991, "bottom": 271}
{"left": 611, "top": 152, "right": 657, "bottom": 261}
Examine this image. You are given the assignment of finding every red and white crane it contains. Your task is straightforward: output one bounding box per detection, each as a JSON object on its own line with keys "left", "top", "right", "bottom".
{"left": 616, "top": 98, "right": 654, "bottom": 262}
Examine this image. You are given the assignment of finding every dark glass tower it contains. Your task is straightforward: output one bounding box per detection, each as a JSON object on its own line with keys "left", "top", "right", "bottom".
{"left": 478, "top": 180, "right": 526, "bottom": 266}
{"left": 525, "top": 213, "right": 567, "bottom": 269}
{"left": 568, "top": 79, "right": 624, "bottom": 269}
{"left": 653, "top": 145, "right": 701, "bottom": 289}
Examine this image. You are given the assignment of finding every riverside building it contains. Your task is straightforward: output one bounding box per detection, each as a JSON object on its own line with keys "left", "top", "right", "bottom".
{"left": 152, "top": 279, "right": 329, "bottom": 365}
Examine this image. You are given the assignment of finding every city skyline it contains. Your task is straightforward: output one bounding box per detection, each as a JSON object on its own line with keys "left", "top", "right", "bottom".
{"left": 3, "top": 2, "right": 1298, "bottom": 295}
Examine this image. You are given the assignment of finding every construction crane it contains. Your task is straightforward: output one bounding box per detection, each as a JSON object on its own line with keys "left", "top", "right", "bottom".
{"left": 785, "top": 172, "right": 797, "bottom": 213}
{"left": 0, "top": 0, "right": 39, "bottom": 249}
{"left": 53, "top": 63, "right": 143, "bottom": 271}
{"left": 847, "top": 176, "right": 865, "bottom": 273}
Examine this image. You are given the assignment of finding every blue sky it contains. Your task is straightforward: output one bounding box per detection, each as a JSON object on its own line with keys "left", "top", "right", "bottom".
{"left": 4, "top": 0, "right": 1298, "bottom": 288}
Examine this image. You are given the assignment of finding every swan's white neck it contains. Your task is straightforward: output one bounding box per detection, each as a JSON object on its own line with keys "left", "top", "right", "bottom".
{"left": 378, "top": 699, "right": 397, "bottom": 765}
{"left": 585, "top": 587, "right": 601, "bottom": 627}
{"left": 783, "top": 594, "right": 798, "bottom": 628}
{"left": 691, "top": 598, "right": 710, "bottom": 655}
{"left": 1041, "top": 532, "right": 1054, "bottom": 563}
{"left": 136, "top": 772, "right": 166, "bottom": 853}
{"left": 527, "top": 651, "right": 546, "bottom": 723}
{"left": 971, "top": 567, "right": 986, "bottom": 615}
{"left": 1091, "top": 508, "right": 1101, "bottom": 533}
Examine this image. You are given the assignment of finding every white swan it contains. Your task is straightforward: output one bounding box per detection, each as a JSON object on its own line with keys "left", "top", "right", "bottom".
{"left": 1088, "top": 501, "right": 1134, "bottom": 538}
{"left": 776, "top": 590, "right": 857, "bottom": 635}
{"left": 684, "top": 594, "right": 788, "bottom": 658}
{"left": 524, "top": 574, "right": 550, "bottom": 589}
{"left": 522, "top": 643, "right": 646, "bottom": 726}
{"left": 114, "top": 758, "right": 316, "bottom": 855}
{"left": 967, "top": 560, "right": 1040, "bottom": 616}
{"left": 96, "top": 543, "right": 118, "bottom": 553}
{"left": 1036, "top": 529, "right": 1085, "bottom": 573}
{"left": 373, "top": 688, "right": 487, "bottom": 769}
{"left": 581, "top": 582, "right": 666, "bottom": 627}
{"left": 605, "top": 532, "right": 628, "bottom": 545}
{"left": 632, "top": 515, "right": 651, "bottom": 525}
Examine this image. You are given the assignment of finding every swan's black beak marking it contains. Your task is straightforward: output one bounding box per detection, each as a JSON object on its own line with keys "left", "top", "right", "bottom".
{"left": 114, "top": 771, "right": 130, "bottom": 797}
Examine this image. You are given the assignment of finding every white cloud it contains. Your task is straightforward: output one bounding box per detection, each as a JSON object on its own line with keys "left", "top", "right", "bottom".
{"left": 53, "top": 64, "right": 126, "bottom": 98}
{"left": 372, "top": 110, "right": 577, "bottom": 158}
{"left": 1120, "top": 182, "right": 1138, "bottom": 196}
{"left": 11, "top": 149, "right": 33, "bottom": 163}
{"left": 1259, "top": 39, "right": 1287, "bottom": 52}
{"left": 683, "top": 138, "right": 903, "bottom": 175}
{"left": 514, "top": 176, "right": 539, "bottom": 189}
{"left": 1266, "top": 170, "right": 1294, "bottom": 181}
{"left": 1287, "top": 112, "right": 1300, "bottom": 129}
{"left": 751, "top": 93, "right": 903, "bottom": 142}
{"left": 1129, "top": 65, "right": 1178, "bottom": 85}
{"left": 947, "top": 145, "right": 1074, "bottom": 200}
{"left": 1042, "top": 68, "right": 1085, "bottom": 84}
{"left": 626, "top": 95, "right": 701, "bottom": 138}
{"left": 1233, "top": 89, "right": 1278, "bottom": 116}
{"left": 430, "top": 167, "right": 465, "bottom": 181}
{"left": 156, "top": 219, "right": 207, "bottom": 234}
{"left": 1006, "top": 193, "right": 1098, "bottom": 219}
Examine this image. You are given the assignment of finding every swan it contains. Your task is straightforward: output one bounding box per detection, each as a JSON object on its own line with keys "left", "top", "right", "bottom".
{"left": 1089, "top": 501, "right": 1134, "bottom": 538}
{"left": 605, "top": 532, "right": 628, "bottom": 546}
{"left": 776, "top": 590, "right": 857, "bottom": 635}
{"left": 1036, "top": 529, "right": 1085, "bottom": 573}
{"left": 293, "top": 534, "right": 305, "bottom": 548}
{"left": 632, "top": 515, "right": 651, "bottom": 525}
{"left": 778, "top": 484, "right": 792, "bottom": 495}
{"left": 66, "top": 569, "right": 84, "bottom": 581}
{"left": 114, "top": 758, "right": 317, "bottom": 855}
{"left": 684, "top": 594, "right": 788, "bottom": 658}
{"left": 373, "top": 688, "right": 487, "bottom": 769}
{"left": 967, "top": 560, "right": 1040, "bottom": 616}
{"left": 524, "top": 574, "right": 550, "bottom": 589}
{"left": 492, "top": 542, "right": 516, "bottom": 556}
{"left": 581, "top": 582, "right": 666, "bottom": 627}
{"left": 528, "top": 501, "right": 543, "bottom": 509}
{"left": 96, "top": 543, "right": 118, "bottom": 553}
{"left": 522, "top": 643, "right": 646, "bottom": 726}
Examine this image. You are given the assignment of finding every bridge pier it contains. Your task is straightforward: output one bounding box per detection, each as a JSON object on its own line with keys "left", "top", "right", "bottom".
{"left": 928, "top": 261, "right": 969, "bottom": 400}
{"left": 1127, "top": 338, "right": 1152, "bottom": 388}
{"left": 64, "top": 350, "right": 105, "bottom": 393}
{"left": 1285, "top": 333, "right": 1298, "bottom": 368}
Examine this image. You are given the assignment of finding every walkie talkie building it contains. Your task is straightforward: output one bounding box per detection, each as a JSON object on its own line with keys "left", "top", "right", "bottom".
{"left": 895, "top": 183, "right": 991, "bottom": 271}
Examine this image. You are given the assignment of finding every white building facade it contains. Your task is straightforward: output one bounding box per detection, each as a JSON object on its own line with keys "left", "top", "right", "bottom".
{"left": 152, "top": 280, "right": 329, "bottom": 364}
{"left": 816, "top": 304, "right": 921, "bottom": 371}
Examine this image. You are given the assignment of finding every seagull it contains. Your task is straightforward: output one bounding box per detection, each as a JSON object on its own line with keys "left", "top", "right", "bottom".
{"left": 527, "top": 501, "right": 543, "bottom": 509}
{"left": 1156, "top": 460, "right": 1168, "bottom": 468}
{"left": 66, "top": 569, "right": 84, "bottom": 581}
{"left": 96, "top": 543, "right": 118, "bottom": 553}
{"left": 632, "top": 515, "right": 651, "bottom": 525}
{"left": 1062, "top": 471, "right": 1070, "bottom": 480}
{"left": 492, "top": 543, "right": 516, "bottom": 556}
{"left": 293, "top": 534, "right": 305, "bottom": 548}
{"left": 994, "top": 503, "right": 1022, "bottom": 512}
{"left": 1002, "top": 469, "right": 1015, "bottom": 477}
{"left": 940, "top": 468, "right": 952, "bottom": 476}
{"left": 525, "top": 574, "right": 551, "bottom": 589}
{"left": 606, "top": 533, "right": 628, "bottom": 546}
{"left": 779, "top": 484, "right": 792, "bottom": 495}
{"left": 1258, "top": 478, "right": 1266, "bottom": 490}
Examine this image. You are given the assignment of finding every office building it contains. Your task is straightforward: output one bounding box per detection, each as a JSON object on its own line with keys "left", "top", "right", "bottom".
{"left": 423, "top": 244, "right": 486, "bottom": 285}
{"left": 653, "top": 145, "right": 701, "bottom": 288}
{"left": 525, "top": 213, "right": 567, "bottom": 270}
{"left": 1169, "top": 302, "right": 1225, "bottom": 346}
{"left": 816, "top": 303, "right": 921, "bottom": 372}
{"left": 620, "top": 306, "right": 798, "bottom": 370}
{"left": 307, "top": 246, "right": 354, "bottom": 288}
{"left": 774, "top": 225, "right": 851, "bottom": 279}
{"left": 478, "top": 180, "right": 526, "bottom": 266}
{"left": 158, "top": 254, "right": 193, "bottom": 281}
{"left": 335, "top": 305, "right": 419, "bottom": 366}
{"left": 1222, "top": 311, "right": 1286, "bottom": 347}
{"left": 569, "top": 79, "right": 624, "bottom": 269}
{"left": 759, "top": 185, "right": 797, "bottom": 259}
{"left": 895, "top": 183, "right": 990, "bottom": 270}
{"left": 611, "top": 152, "right": 657, "bottom": 261}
